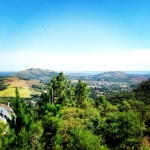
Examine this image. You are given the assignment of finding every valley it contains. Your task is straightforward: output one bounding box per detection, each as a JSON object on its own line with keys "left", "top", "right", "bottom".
{"left": 0, "top": 68, "right": 150, "bottom": 149}
{"left": 68, "top": 71, "right": 150, "bottom": 96}
{"left": 0, "top": 69, "right": 149, "bottom": 99}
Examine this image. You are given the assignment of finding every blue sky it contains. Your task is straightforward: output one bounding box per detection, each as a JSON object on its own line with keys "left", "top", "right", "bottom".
{"left": 0, "top": 0, "right": 150, "bottom": 71}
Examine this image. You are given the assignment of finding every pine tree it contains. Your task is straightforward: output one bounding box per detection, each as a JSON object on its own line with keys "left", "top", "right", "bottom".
{"left": 11, "top": 88, "right": 33, "bottom": 133}
{"left": 8, "top": 88, "right": 35, "bottom": 149}
{"left": 75, "top": 79, "right": 90, "bottom": 106}
{"left": 49, "top": 72, "right": 74, "bottom": 106}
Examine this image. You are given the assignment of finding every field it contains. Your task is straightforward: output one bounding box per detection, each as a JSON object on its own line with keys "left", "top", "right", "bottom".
{"left": 0, "top": 77, "right": 45, "bottom": 98}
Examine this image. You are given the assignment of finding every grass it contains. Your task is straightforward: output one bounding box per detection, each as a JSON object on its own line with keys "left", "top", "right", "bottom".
{"left": 0, "top": 77, "right": 44, "bottom": 98}
{"left": 0, "top": 87, "right": 32, "bottom": 98}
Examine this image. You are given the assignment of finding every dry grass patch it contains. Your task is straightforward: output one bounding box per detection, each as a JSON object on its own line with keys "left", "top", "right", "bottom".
{"left": 0, "top": 77, "right": 44, "bottom": 98}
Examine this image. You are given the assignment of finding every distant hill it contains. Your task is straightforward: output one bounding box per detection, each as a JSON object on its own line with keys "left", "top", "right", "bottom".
{"left": 93, "top": 71, "right": 148, "bottom": 82}
{"left": 13, "top": 68, "right": 58, "bottom": 81}
{"left": 95, "top": 71, "right": 129, "bottom": 77}
{"left": 94, "top": 71, "right": 129, "bottom": 81}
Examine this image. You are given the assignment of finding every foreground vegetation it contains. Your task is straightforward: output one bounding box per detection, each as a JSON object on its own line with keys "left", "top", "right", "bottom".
{"left": 1, "top": 72, "right": 150, "bottom": 149}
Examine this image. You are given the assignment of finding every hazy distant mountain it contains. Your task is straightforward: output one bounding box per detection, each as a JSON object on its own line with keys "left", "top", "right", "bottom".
{"left": 95, "top": 71, "right": 129, "bottom": 77}
{"left": 93, "top": 71, "right": 144, "bottom": 82}
{"left": 13, "top": 68, "right": 58, "bottom": 80}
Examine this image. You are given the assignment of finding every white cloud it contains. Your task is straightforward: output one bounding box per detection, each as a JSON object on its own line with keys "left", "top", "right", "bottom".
{"left": 0, "top": 49, "right": 150, "bottom": 71}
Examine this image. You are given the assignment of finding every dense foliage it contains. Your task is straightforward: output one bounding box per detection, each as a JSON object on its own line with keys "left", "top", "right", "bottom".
{"left": 108, "top": 80, "right": 150, "bottom": 105}
{"left": 0, "top": 78, "right": 7, "bottom": 91}
{"left": 1, "top": 72, "right": 150, "bottom": 149}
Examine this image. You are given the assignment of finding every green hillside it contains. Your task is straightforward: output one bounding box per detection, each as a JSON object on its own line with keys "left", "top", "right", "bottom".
{"left": 108, "top": 79, "right": 150, "bottom": 105}
{"left": 0, "top": 77, "right": 45, "bottom": 98}
{"left": 13, "top": 68, "right": 58, "bottom": 81}
{"left": 93, "top": 71, "right": 148, "bottom": 83}
{"left": 94, "top": 71, "right": 130, "bottom": 82}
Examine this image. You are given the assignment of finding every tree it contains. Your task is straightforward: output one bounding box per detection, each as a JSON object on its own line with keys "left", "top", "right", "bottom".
{"left": 133, "top": 80, "right": 150, "bottom": 105}
{"left": 10, "top": 88, "right": 34, "bottom": 134}
{"left": 7, "top": 88, "right": 38, "bottom": 149}
{"left": 75, "top": 80, "right": 90, "bottom": 106}
{"left": 65, "top": 126, "right": 107, "bottom": 150}
{"left": 49, "top": 72, "right": 76, "bottom": 107}
{"left": 49, "top": 72, "right": 69, "bottom": 105}
{"left": 37, "top": 85, "right": 63, "bottom": 149}
{"left": 42, "top": 111, "right": 62, "bottom": 150}
{"left": 102, "top": 111, "right": 142, "bottom": 149}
